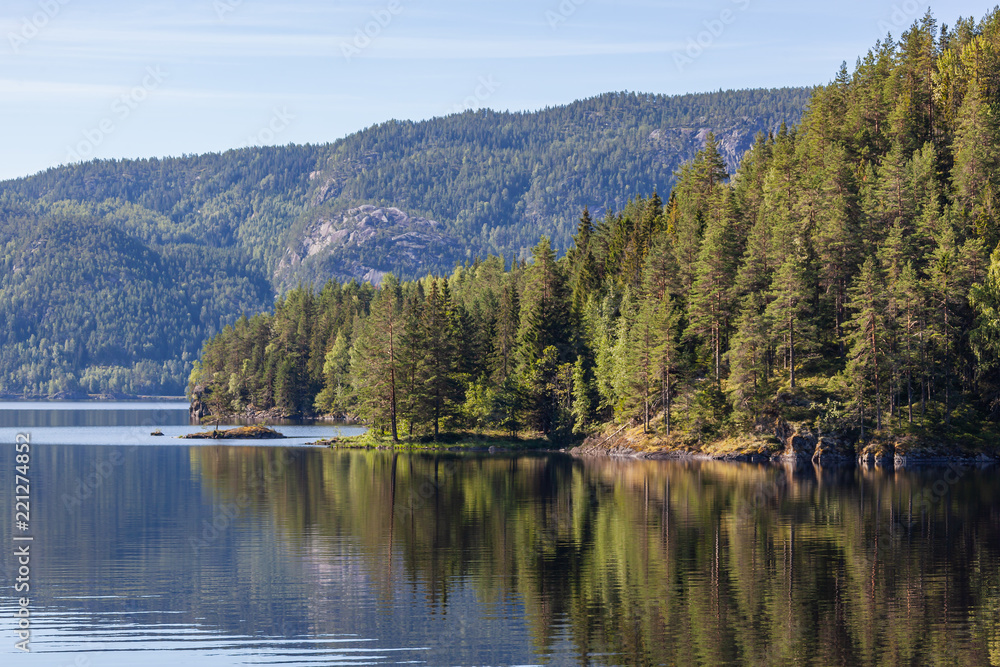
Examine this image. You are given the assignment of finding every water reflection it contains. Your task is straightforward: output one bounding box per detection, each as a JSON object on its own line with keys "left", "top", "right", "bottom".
{"left": 2, "top": 441, "right": 998, "bottom": 665}
{"left": 0, "top": 401, "right": 190, "bottom": 428}
{"left": 192, "top": 449, "right": 1000, "bottom": 666}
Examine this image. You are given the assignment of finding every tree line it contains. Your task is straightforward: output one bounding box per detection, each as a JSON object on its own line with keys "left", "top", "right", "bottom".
{"left": 192, "top": 10, "right": 1000, "bottom": 442}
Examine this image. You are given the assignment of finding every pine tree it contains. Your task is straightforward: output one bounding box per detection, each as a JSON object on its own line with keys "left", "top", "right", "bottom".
{"left": 516, "top": 236, "right": 571, "bottom": 376}
{"left": 492, "top": 276, "right": 520, "bottom": 384}
{"left": 314, "top": 329, "right": 352, "bottom": 415}
{"left": 764, "top": 250, "right": 814, "bottom": 390}
{"left": 970, "top": 246, "right": 1000, "bottom": 417}
{"left": 653, "top": 295, "right": 682, "bottom": 435}
{"left": 570, "top": 356, "right": 596, "bottom": 433}
{"left": 622, "top": 298, "right": 659, "bottom": 431}
{"left": 953, "top": 85, "right": 1000, "bottom": 248}
{"left": 687, "top": 188, "right": 738, "bottom": 383}
{"left": 351, "top": 275, "right": 402, "bottom": 441}
{"left": 524, "top": 346, "right": 573, "bottom": 439}
{"left": 845, "top": 257, "right": 888, "bottom": 435}
{"left": 397, "top": 286, "right": 426, "bottom": 436}
{"left": 728, "top": 292, "right": 771, "bottom": 417}
{"left": 420, "top": 279, "right": 461, "bottom": 439}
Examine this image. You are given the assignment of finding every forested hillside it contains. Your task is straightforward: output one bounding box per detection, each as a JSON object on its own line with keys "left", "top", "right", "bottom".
{"left": 192, "top": 10, "right": 1000, "bottom": 450}
{"left": 0, "top": 88, "right": 808, "bottom": 396}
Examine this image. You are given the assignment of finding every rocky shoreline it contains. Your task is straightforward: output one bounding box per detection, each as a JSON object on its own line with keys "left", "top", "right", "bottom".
{"left": 180, "top": 425, "right": 286, "bottom": 440}
{"left": 570, "top": 424, "right": 1000, "bottom": 468}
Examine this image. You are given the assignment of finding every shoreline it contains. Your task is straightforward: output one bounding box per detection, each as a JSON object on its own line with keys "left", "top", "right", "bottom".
{"left": 566, "top": 423, "right": 1000, "bottom": 469}
{"left": 305, "top": 430, "right": 1000, "bottom": 469}
{"left": 0, "top": 394, "right": 188, "bottom": 402}
{"left": 192, "top": 403, "right": 1000, "bottom": 469}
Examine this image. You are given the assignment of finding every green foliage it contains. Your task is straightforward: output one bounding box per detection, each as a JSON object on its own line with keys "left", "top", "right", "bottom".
{"left": 0, "top": 89, "right": 808, "bottom": 396}
{"left": 194, "top": 8, "right": 1000, "bottom": 445}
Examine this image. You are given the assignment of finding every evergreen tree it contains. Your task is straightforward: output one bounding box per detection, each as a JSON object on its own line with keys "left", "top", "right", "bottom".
{"left": 351, "top": 275, "right": 403, "bottom": 441}
{"left": 764, "top": 250, "right": 814, "bottom": 390}
{"left": 728, "top": 292, "right": 771, "bottom": 417}
{"left": 687, "top": 189, "right": 738, "bottom": 383}
{"left": 516, "top": 236, "right": 571, "bottom": 376}
{"left": 420, "top": 279, "right": 462, "bottom": 439}
{"left": 845, "top": 257, "right": 888, "bottom": 435}
{"left": 970, "top": 246, "right": 1000, "bottom": 417}
{"left": 314, "top": 329, "right": 353, "bottom": 415}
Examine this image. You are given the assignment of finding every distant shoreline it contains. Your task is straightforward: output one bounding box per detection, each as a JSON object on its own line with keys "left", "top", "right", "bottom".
{"left": 0, "top": 395, "right": 188, "bottom": 402}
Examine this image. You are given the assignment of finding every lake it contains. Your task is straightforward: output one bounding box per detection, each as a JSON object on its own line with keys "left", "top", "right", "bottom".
{"left": 1, "top": 403, "right": 998, "bottom": 665}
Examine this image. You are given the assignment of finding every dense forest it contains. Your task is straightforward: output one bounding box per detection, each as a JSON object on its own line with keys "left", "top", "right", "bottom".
{"left": 299, "top": 88, "right": 812, "bottom": 273}
{"left": 193, "top": 10, "right": 1000, "bottom": 448}
{"left": 0, "top": 89, "right": 807, "bottom": 396}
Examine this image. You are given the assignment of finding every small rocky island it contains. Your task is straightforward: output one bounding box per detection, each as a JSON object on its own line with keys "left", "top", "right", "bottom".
{"left": 180, "top": 425, "right": 286, "bottom": 440}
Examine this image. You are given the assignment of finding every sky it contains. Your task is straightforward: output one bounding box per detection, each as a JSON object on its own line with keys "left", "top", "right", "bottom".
{"left": 0, "top": 0, "right": 995, "bottom": 181}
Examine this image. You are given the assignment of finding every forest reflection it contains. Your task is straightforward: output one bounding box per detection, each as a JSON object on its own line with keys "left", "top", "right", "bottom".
{"left": 192, "top": 448, "right": 1000, "bottom": 666}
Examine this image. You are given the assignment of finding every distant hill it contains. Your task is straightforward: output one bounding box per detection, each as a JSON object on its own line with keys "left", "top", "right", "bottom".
{"left": 0, "top": 87, "right": 811, "bottom": 395}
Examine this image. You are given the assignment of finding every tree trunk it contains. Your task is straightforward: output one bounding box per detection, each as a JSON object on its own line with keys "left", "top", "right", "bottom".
{"left": 389, "top": 321, "right": 399, "bottom": 443}
{"left": 871, "top": 314, "right": 881, "bottom": 431}
{"left": 666, "top": 371, "right": 672, "bottom": 436}
{"left": 789, "top": 316, "right": 795, "bottom": 389}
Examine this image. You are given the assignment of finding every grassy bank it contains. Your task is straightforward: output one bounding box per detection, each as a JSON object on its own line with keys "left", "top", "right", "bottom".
{"left": 312, "top": 429, "right": 555, "bottom": 452}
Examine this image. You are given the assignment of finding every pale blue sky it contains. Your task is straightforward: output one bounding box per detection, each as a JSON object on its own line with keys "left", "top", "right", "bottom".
{"left": 0, "top": 1, "right": 992, "bottom": 180}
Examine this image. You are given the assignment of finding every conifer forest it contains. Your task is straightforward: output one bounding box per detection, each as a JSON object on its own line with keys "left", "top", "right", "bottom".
{"left": 191, "top": 12, "right": 1000, "bottom": 450}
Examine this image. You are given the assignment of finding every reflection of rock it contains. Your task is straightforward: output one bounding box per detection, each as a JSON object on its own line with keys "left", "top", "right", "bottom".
{"left": 857, "top": 442, "right": 894, "bottom": 467}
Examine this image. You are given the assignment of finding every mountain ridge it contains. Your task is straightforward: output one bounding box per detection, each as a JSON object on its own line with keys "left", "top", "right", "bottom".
{"left": 0, "top": 86, "right": 811, "bottom": 395}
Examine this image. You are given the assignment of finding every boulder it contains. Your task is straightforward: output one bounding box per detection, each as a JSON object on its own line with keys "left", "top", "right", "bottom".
{"left": 812, "top": 434, "right": 854, "bottom": 466}
{"left": 778, "top": 425, "right": 816, "bottom": 463}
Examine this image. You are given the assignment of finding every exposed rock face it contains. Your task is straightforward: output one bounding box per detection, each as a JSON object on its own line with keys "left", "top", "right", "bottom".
{"left": 647, "top": 123, "right": 768, "bottom": 175}
{"left": 189, "top": 384, "right": 208, "bottom": 421}
{"left": 275, "top": 205, "right": 461, "bottom": 288}
{"left": 857, "top": 442, "right": 895, "bottom": 467}
{"left": 778, "top": 426, "right": 817, "bottom": 464}
{"left": 813, "top": 435, "right": 855, "bottom": 466}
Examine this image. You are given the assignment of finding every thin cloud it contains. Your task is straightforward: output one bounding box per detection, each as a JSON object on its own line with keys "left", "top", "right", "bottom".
{"left": 17, "top": 26, "right": 688, "bottom": 60}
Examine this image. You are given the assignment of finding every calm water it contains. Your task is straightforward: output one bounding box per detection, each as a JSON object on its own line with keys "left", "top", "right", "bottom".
{"left": 1, "top": 404, "right": 999, "bottom": 665}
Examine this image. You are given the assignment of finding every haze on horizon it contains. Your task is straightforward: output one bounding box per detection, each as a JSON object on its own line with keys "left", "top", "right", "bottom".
{"left": 0, "top": 0, "right": 993, "bottom": 181}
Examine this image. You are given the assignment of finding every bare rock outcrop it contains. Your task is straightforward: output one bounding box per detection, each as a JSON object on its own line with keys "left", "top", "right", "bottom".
{"left": 275, "top": 205, "right": 460, "bottom": 288}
